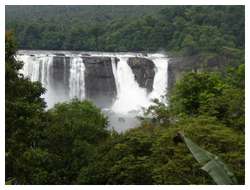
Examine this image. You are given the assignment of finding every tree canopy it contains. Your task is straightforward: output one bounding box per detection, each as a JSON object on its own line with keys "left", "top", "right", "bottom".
{"left": 5, "top": 30, "right": 245, "bottom": 184}
{"left": 5, "top": 5, "right": 245, "bottom": 184}
{"left": 6, "top": 6, "right": 244, "bottom": 55}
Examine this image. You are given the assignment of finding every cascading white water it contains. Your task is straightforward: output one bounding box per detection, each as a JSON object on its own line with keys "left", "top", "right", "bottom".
{"left": 148, "top": 55, "right": 169, "bottom": 102}
{"left": 111, "top": 56, "right": 151, "bottom": 114}
{"left": 16, "top": 50, "right": 169, "bottom": 131}
{"left": 20, "top": 55, "right": 40, "bottom": 81}
{"left": 108, "top": 54, "right": 169, "bottom": 132}
{"left": 19, "top": 54, "right": 32, "bottom": 78}
{"left": 69, "top": 57, "right": 86, "bottom": 100}
{"left": 44, "top": 56, "right": 53, "bottom": 88}
{"left": 17, "top": 52, "right": 169, "bottom": 107}
{"left": 17, "top": 54, "right": 53, "bottom": 88}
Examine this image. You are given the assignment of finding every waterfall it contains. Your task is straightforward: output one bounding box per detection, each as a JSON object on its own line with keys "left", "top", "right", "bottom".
{"left": 19, "top": 54, "right": 32, "bottom": 78}
{"left": 16, "top": 51, "right": 168, "bottom": 113}
{"left": 17, "top": 54, "right": 53, "bottom": 88}
{"left": 111, "top": 56, "right": 151, "bottom": 114}
{"left": 44, "top": 56, "right": 53, "bottom": 88}
{"left": 69, "top": 57, "right": 86, "bottom": 100}
{"left": 148, "top": 55, "right": 169, "bottom": 101}
{"left": 16, "top": 50, "right": 169, "bottom": 131}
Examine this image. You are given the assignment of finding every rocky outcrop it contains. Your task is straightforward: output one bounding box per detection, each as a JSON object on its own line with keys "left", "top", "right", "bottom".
{"left": 82, "top": 56, "right": 117, "bottom": 107}
{"left": 167, "top": 54, "right": 236, "bottom": 91}
{"left": 128, "top": 57, "right": 155, "bottom": 93}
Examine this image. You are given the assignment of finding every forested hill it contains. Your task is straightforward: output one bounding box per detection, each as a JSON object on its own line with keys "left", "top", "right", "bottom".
{"left": 6, "top": 5, "right": 163, "bottom": 24}
{"left": 6, "top": 6, "right": 244, "bottom": 54}
{"left": 5, "top": 6, "right": 245, "bottom": 184}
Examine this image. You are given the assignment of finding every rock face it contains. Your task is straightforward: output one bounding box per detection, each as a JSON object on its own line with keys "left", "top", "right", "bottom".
{"left": 128, "top": 57, "right": 155, "bottom": 93}
{"left": 167, "top": 54, "right": 237, "bottom": 91}
{"left": 83, "top": 56, "right": 117, "bottom": 107}
{"left": 51, "top": 56, "right": 70, "bottom": 94}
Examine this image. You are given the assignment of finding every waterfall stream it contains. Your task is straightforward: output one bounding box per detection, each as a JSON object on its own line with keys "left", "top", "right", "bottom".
{"left": 148, "top": 55, "right": 169, "bottom": 102}
{"left": 111, "top": 56, "right": 150, "bottom": 114}
{"left": 16, "top": 51, "right": 168, "bottom": 131}
{"left": 69, "top": 57, "right": 86, "bottom": 100}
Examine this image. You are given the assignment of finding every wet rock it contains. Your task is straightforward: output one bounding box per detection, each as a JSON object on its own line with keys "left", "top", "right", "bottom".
{"left": 118, "top": 117, "right": 126, "bottom": 123}
{"left": 51, "top": 56, "right": 71, "bottom": 93}
{"left": 83, "top": 56, "right": 117, "bottom": 107}
{"left": 54, "top": 53, "right": 65, "bottom": 56}
{"left": 128, "top": 57, "right": 155, "bottom": 93}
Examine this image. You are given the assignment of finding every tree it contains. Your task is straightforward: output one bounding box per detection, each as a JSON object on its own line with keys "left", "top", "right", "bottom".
{"left": 169, "top": 70, "right": 244, "bottom": 131}
{"left": 181, "top": 34, "right": 198, "bottom": 55}
{"left": 77, "top": 116, "right": 244, "bottom": 184}
{"left": 89, "top": 24, "right": 104, "bottom": 51}
{"left": 6, "top": 6, "right": 244, "bottom": 53}
{"left": 178, "top": 132, "right": 237, "bottom": 184}
{"left": 5, "top": 32, "right": 46, "bottom": 183}
{"left": 39, "top": 99, "right": 109, "bottom": 184}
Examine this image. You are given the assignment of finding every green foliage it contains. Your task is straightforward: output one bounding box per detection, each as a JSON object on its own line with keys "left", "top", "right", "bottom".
{"left": 5, "top": 7, "right": 245, "bottom": 184}
{"left": 5, "top": 34, "right": 111, "bottom": 184}
{"left": 77, "top": 116, "right": 244, "bottom": 184}
{"left": 6, "top": 6, "right": 244, "bottom": 54}
{"left": 19, "top": 100, "right": 109, "bottom": 184}
{"left": 47, "top": 99, "right": 108, "bottom": 144}
{"left": 170, "top": 72, "right": 224, "bottom": 115}
{"left": 182, "top": 34, "right": 197, "bottom": 55}
{"left": 169, "top": 69, "right": 244, "bottom": 130}
{"left": 134, "top": 67, "right": 244, "bottom": 184}
{"left": 77, "top": 129, "right": 154, "bottom": 184}
{"left": 179, "top": 132, "right": 237, "bottom": 184}
{"left": 154, "top": 116, "right": 244, "bottom": 184}
{"left": 5, "top": 32, "right": 47, "bottom": 183}
{"left": 139, "top": 99, "right": 172, "bottom": 127}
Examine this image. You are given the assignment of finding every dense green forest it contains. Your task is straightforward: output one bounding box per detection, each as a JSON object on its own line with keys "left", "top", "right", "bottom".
{"left": 6, "top": 5, "right": 244, "bottom": 55}
{"left": 5, "top": 5, "right": 245, "bottom": 185}
{"left": 6, "top": 34, "right": 244, "bottom": 184}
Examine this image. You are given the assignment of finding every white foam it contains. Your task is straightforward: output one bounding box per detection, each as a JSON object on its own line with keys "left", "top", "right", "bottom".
{"left": 111, "top": 56, "right": 151, "bottom": 114}
{"left": 69, "top": 56, "right": 86, "bottom": 100}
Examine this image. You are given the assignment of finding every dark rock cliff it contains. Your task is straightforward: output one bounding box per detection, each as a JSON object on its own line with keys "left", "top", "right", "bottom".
{"left": 50, "top": 56, "right": 71, "bottom": 94}
{"left": 167, "top": 54, "right": 237, "bottom": 91}
{"left": 82, "top": 56, "right": 117, "bottom": 107}
{"left": 128, "top": 57, "right": 155, "bottom": 93}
